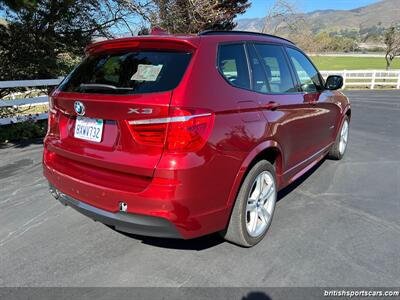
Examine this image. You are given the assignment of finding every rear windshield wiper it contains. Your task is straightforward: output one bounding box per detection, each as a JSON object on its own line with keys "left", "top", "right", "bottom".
{"left": 79, "top": 83, "right": 133, "bottom": 91}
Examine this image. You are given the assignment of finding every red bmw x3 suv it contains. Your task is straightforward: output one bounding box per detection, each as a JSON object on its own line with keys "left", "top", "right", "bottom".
{"left": 44, "top": 30, "right": 350, "bottom": 247}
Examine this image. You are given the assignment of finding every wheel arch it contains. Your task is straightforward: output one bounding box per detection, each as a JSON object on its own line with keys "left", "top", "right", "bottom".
{"left": 226, "top": 140, "right": 284, "bottom": 208}
{"left": 247, "top": 147, "right": 283, "bottom": 179}
{"left": 345, "top": 107, "right": 351, "bottom": 119}
{"left": 334, "top": 105, "right": 351, "bottom": 137}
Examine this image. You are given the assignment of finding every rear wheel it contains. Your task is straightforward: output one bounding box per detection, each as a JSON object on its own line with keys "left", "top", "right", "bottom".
{"left": 222, "top": 160, "right": 277, "bottom": 247}
{"left": 328, "top": 116, "right": 350, "bottom": 160}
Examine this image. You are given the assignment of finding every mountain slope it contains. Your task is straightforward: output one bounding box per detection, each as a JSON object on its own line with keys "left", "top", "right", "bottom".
{"left": 236, "top": 0, "right": 400, "bottom": 33}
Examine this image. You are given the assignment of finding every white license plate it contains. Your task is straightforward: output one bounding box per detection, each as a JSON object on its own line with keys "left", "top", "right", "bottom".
{"left": 74, "top": 117, "right": 104, "bottom": 143}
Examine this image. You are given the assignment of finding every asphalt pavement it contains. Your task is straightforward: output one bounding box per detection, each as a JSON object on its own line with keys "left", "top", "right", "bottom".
{"left": 0, "top": 90, "right": 399, "bottom": 287}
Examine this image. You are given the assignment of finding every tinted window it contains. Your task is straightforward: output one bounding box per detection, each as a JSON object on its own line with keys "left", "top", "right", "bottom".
{"left": 247, "top": 45, "right": 268, "bottom": 93}
{"left": 254, "top": 44, "right": 297, "bottom": 93}
{"left": 218, "top": 44, "right": 250, "bottom": 90}
{"left": 59, "top": 51, "right": 192, "bottom": 94}
{"left": 286, "top": 47, "right": 323, "bottom": 93}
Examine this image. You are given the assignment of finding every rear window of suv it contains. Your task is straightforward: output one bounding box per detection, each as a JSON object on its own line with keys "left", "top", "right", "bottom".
{"left": 58, "top": 51, "right": 192, "bottom": 94}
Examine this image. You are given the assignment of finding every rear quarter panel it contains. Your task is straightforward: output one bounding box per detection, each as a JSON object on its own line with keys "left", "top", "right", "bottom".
{"left": 166, "top": 37, "right": 273, "bottom": 218}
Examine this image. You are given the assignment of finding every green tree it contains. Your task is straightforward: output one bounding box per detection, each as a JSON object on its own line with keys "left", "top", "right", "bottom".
{"left": 384, "top": 26, "right": 400, "bottom": 70}
{"left": 147, "top": 0, "right": 251, "bottom": 34}
{"left": 0, "top": 0, "right": 138, "bottom": 98}
{"left": 0, "top": 0, "right": 38, "bottom": 11}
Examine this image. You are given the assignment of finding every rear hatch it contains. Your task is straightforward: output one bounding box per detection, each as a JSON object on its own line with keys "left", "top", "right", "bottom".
{"left": 46, "top": 38, "right": 197, "bottom": 179}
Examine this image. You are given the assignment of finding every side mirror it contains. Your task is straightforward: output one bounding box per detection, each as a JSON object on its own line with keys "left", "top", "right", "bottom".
{"left": 325, "top": 75, "right": 343, "bottom": 90}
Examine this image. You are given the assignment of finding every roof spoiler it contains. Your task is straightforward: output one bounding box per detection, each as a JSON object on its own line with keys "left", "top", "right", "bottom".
{"left": 85, "top": 37, "right": 198, "bottom": 55}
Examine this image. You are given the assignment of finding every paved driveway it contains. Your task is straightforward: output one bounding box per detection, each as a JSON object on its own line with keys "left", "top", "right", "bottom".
{"left": 0, "top": 91, "right": 399, "bottom": 287}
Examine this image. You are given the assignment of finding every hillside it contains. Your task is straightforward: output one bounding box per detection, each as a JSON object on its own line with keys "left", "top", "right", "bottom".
{"left": 236, "top": 0, "right": 400, "bottom": 34}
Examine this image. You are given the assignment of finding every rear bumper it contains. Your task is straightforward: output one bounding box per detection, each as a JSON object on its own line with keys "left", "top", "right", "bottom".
{"left": 43, "top": 144, "right": 238, "bottom": 239}
{"left": 43, "top": 161, "right": 231, "bottom": 239}
{"left": 49, "top": 184, "right": 181, "bottom": 239}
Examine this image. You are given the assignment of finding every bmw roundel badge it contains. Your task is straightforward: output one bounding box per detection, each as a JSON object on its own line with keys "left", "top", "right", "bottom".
{"left": 74, "top": 101, "right": 85, "bottom": 116}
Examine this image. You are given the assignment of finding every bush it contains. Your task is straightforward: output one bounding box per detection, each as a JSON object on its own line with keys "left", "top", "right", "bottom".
{"left": 0, "top": 119, "right": 47, "bottom": 144}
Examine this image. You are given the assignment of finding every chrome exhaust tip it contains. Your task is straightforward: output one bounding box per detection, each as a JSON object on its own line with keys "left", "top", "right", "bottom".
{"left": 49, "top": 185, "right": 60, "bottom": 200}
{"left": 119, "top": 202, "right": 128, "bottom": 212}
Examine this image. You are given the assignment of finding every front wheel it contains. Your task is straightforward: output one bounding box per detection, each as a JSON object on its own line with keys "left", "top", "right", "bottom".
{"left": 328, "top": 116, "right": 350, "bottom": 160}
{"left": 221, "top": 160, "right": 277, "bottom": 247}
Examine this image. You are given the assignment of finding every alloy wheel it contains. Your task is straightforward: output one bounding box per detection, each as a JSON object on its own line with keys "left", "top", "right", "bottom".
{"left": 245, "top": 171, "right": 276, "bottom": 237}
{"left": 339, "top": 120, "right": 349, "bottom": 155}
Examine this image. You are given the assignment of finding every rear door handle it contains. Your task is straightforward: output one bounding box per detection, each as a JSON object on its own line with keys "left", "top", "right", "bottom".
{"left": 264, "top": 101, "right": 279, "bottom": 111}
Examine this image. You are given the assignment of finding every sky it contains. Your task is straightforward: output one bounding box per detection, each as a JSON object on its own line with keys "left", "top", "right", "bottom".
{"left": 0, "top": 0, "right": 382, "bottom": 22}
{"left": 239, "top": 0, "right": 381, "bottom": 19}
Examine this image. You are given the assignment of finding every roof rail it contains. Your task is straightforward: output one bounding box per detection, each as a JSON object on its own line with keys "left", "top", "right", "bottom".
{"left": 198, "top": 30, "right": 295, "bottom": 45}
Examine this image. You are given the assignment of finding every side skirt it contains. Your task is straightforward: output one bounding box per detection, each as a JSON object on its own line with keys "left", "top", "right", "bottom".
{"left": 280, "top": 143, "right": 333, "bottom": 189}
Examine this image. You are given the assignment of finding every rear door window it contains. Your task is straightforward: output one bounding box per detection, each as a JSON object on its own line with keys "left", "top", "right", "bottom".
{"left": 253, "top": 44, "right": 297, "bottom": 93}
{"left": 218, "top": 43, "right": 250, "bottom": 90}
{"left": 58, "top": 51, "right": 192, "bottom": 94}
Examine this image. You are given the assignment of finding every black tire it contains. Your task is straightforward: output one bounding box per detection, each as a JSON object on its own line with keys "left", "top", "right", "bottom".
{"left": 328, "top": 116, "right": 350, "bottom": 160}
{"left": 221, "top": 160, "right": 277, "bottom": 247}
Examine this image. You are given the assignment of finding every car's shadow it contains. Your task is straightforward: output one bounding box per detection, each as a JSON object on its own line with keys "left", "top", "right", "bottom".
{"left": 242, "top": 292, "right": 272, "bottom": 300}
{"left": 277, "top": 158, "right": 326, "bottom": 202}
{"left": 0, "top": 137, "right": 44, "bottom": 149}
{"left": 110, "top": 158, "right": 326, "bottom": 250}
{"left": 111, "top": 229, "right": 225, "bottom": 251}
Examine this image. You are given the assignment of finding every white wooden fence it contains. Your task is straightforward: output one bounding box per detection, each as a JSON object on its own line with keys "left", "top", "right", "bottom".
{"left": 320, "top": 70, "right": 400, "bottom": 90}
{"left": 0, "top": 79, "right": 62, "bottom": 125}
{"left": 0, "top": 71, "right": 399, "bottom": 125}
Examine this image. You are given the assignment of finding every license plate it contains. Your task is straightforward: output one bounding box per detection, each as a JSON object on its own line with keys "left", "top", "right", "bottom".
{"left": 74, "top": 117, "right": 104, "bottom": 143}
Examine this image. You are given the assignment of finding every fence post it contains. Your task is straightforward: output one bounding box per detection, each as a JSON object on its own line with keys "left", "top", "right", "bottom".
{"left": 371, "top": 71, "right": 376, "bottom": 90}
{"left": 397, "top": 72, "right": 400, "bottom": 89}
{"left": 342, "top": 70, "right": 347, "bottom": 89}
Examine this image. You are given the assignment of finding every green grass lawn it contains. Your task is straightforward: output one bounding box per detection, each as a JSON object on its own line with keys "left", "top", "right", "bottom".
{"left": 310, "top": 56, "right": 400, "bottom": 70}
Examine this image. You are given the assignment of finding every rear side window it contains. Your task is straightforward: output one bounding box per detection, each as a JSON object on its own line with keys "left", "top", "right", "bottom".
{"left": 254, "top": 44, "right": 297, "bottom": 93}
{"left": 218, "top": 44, "right": 250, "bottom": 90}
{"left": 286, "top": 47, "right": 323, "bottom": 93}
{"left": 58, "top": 51, "right": 192, "bottom": 94}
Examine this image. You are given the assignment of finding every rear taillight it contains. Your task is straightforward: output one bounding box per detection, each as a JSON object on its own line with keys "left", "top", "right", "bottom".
{"left": 127, "top": 108, "right": 214, "bottom": 152}
{"left": 128, "top": 122, "right": 167, "bottom": 146}
{"left": 47, "top": 97, "right": 59, "bottom": 135}
{"left": 165, "top": 108, "right": 214, "bottom": 152}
